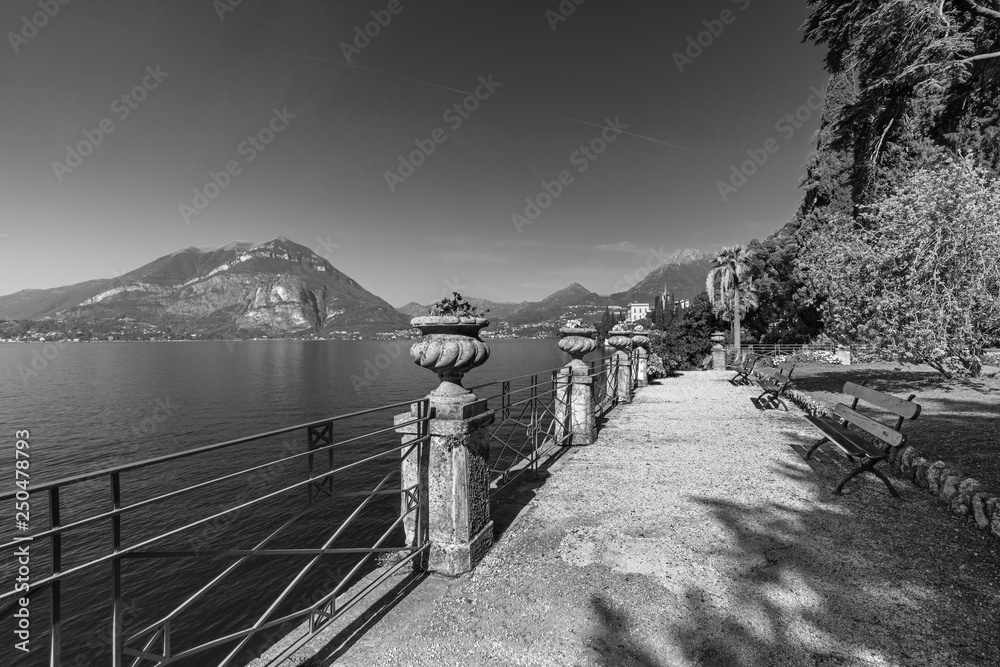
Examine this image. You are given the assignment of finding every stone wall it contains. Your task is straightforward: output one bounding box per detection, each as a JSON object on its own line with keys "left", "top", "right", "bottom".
{"left": 781, "top": 385, "right": 1000, "bottom": 543}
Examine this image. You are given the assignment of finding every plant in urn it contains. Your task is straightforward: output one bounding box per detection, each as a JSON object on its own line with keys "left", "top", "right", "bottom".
{"left": 410, "top": 293, "right": 490, "bottom": 419}
{"left": 606, "top": 323, "right": 633, "bottom": 353}
{"left": 631, "top": 324, "right": 650, "bottom": 350}
{"left": 558, "top": 319, "right": 597, "bottom": 373}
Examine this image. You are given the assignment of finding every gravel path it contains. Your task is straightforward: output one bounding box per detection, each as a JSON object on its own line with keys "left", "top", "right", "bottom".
{"left": 300, "top": 371, "right": 1000, "bottom": 666}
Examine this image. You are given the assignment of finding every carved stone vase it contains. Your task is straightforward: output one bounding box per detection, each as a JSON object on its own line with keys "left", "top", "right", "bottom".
{"left": 557, "top": 326, "right": 598, "bottom": 372}
{"left": 409, "top": 315, "right": 490, "bottom": 419}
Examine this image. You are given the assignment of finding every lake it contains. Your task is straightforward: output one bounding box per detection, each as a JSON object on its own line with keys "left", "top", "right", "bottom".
{"left": 0, "top": 339, "right": 601, "bottom": 665}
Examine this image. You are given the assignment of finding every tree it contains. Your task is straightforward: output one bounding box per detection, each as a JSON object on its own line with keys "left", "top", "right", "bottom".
{"left": 803, "top": 0, "right": 1000, "bottom": 204}
{"left": 596, "top": 307, "right": 614, "bottom": 340}
{"left": 800, "top": 154, "right": 1000, "bottom": 377}
{"left": 706, "top": 245, "right": 753, "bottom": 357}
{"left": 651, "top": 296, "right": 664, "bottom": 329}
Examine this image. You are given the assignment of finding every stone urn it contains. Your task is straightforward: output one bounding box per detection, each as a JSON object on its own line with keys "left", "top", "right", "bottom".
{"left": 606, "top": 332, "right": 633, "bottom": 352}
{"left": 410, "top": 315, "right": 490, "bottom": 418}
{"left": 710, "top": 331, "right": 726, "bottom": 346}
{"left": 631, "top": 334, "right": 650, "bottom": 350}
{"left": 558, "top": 326, "right": 597, "bottom": 370}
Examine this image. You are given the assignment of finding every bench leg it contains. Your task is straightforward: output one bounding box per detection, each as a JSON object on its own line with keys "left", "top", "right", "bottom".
{"left": 805, "top": 436, "right": 828, "bottom": 460}
{"left": 833, "top": 459, "right": 898, "bottom": 498}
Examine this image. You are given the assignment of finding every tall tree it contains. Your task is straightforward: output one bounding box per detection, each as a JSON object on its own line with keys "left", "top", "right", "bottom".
{"left": 706, "top": 246, "right": 752, "bottom": 356}
{"left": 652, "top": 296, "right": 663, "bottom": 329}
{"left": 800, "top": 154, "right": 1000, "bottom": 377}
{"left": 803, "top": 0, "right": 1000, "bottom": 204}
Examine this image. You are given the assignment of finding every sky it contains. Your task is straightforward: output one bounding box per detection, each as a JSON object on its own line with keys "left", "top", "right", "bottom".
{"left": 0, "top": 0, "right": 828, "bottom": 306}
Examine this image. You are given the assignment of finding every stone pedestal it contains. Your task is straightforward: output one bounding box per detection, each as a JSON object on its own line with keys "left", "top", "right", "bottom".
{"left": 395, "top": 400, "right": 495, "bottom": 577}
{"left": 402, "top": 314, "right": 495, "bottom": 576}
{"left": 606, "top": 335, "right": 633, "bottom": 403}
{"left": 711, "top": 331, "right": 727, "bottom": 370}
{"left": 556, "top": 327, "right": 598, "bottom": 446}
{"left": 632, "top": 335, "right": 649, "bottom": 387}
{"left": 554, "top": 366, "right": 571, "bottom": 446}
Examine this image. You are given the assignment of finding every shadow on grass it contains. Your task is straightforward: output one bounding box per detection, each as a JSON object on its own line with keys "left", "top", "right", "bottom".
{"left": 792, "top": 364, "right": 999, "bottom": 396}
{"left": 667, "top": 457, "right": 1000, "bottom": 666}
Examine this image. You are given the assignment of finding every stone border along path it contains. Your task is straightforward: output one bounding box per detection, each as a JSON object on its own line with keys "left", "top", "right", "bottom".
{"left": 267, "top": 371, "right": 1000, "bottom": 667}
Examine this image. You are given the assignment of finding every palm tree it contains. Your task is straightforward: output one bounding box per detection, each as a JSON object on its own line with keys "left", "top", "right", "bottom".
{"left": 706, "top": 245, "right": 753, "bottom": 358}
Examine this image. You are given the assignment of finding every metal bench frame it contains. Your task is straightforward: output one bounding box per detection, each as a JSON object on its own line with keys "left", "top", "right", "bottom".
{"left": 727, "top": 353, "right": 758, "bottom": 386}
{"left": 803, "top": 380, "right": 921, "bottom": 497}
{"left": 753, "top": 362, "right": 795, "bottom": 410}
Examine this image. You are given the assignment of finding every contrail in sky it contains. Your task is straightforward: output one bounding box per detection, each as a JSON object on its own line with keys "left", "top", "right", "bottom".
{"left": 348, "top": 63, "right": 475, "bottom": 96}
{"left": 297, "top": 59, "right": 685, "bottom": 149}
{"left": 551, "top": 115, "right": 687, "bottom": 150}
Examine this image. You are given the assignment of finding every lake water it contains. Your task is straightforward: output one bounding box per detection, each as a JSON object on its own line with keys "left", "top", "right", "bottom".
{"left": 0, "top": 340, "right": 599, "bottom": 665}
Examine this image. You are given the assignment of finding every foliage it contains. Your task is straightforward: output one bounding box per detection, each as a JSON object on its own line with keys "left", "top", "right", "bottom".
{"left": 429, "top": 292, "right": 489, "bottom": 317}
{"left": 803, "top": 0, "right": 1000, "bottom": 204}
{"left": 650, "top": 293, "right": 725, "bottom": 370}
{"left": 706, "top": 245, "right": 755, "bottom": 352}
{"left": 799, "top": 155, "right": 1000, "bottom": 377}
{"left": 772, "top": 350, "right": 843, "bottom": 365}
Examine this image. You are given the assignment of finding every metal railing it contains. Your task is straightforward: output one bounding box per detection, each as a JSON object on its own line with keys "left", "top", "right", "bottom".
{"left": 0, "top": 399, "right": 432, "bottom": 667}
{"left": 469, "top": 367, "right": 570, "bottom": 497}
{"left": 589, "top": 354, "right": 619, "bottom": 417}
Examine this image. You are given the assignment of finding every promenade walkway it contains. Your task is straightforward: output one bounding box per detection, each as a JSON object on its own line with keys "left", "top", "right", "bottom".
{"left": 284, "top": 371, "right": 1000, "bottom": 666}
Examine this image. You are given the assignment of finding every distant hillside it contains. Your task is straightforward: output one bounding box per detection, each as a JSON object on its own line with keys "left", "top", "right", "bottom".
{"left": 0, "top": 237, "right": 410, "bottom": 335}
{"left": 609, "top": 248, "right": 713, "bottom": 306}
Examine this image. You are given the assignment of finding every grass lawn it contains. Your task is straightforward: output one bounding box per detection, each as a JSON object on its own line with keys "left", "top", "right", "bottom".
{"left": 788, "top": 361, "right": 1000, "bottom": 497}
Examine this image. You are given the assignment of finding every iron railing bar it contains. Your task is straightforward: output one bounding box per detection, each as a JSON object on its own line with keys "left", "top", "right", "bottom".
{"left": 0, "top": 400, "right": 430, "bottom": 499}
{"left": 0, "top": 432, "right": 431, "bottom": 560}
{"left": 0, "top": 436, "right": 426, "bottom": 601}
{"left": 215, "top": 469, "right": 405, "bottom": 666}
{"left": 125, "top": 500, "right": 311, "bottom": 643}
{"left": 264, "top": 544, "right": 430, "bottom": 666}
{"left": 126, "top": 435, "right": 418, "bottom": 647}
{"left": 156, "top": 536, "right": 430, "bottom": 663}
{"left": 121, "top": 545, "right": 421, "bottom": 558}
{"left": 467, "top": 365, "right": 570, "bottom": 391}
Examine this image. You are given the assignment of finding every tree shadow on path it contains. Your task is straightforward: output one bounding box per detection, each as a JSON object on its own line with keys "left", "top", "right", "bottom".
{"left": 669, "top": 458, "right": 1000, "bottom": 666}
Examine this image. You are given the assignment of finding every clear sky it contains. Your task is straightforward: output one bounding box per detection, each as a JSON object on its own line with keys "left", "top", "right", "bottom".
{"left": 0, "top": 0, "right": 827, "bottom": 306}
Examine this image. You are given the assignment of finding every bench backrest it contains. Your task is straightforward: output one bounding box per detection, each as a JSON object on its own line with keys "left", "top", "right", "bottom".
{"left": 741, "top": 353, "right": 758, "bottom": 371}
{"left": 832, "top": 381, "right": 921, "bottom": 448}
{"left": 756, "top": 362, "right": 794, "bottom": 384}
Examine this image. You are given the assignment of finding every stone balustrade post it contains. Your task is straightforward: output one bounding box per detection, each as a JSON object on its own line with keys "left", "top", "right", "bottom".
{"left": 711, "top": 331, "right": 726, "bottom": 371}
{"left": 556, "top": 326, "right": 598, "bottom": 445}
{"left": 396, "top": 315, "right": 495, "bottom": 576}
{"left": 835, "top": 345, "right": 852, "bottom": 365}
{"left": 632, "top": 334, "right": 650, "bottom": 387}
{"left": 606, "top": 333, "right": 634, "bottom": 403}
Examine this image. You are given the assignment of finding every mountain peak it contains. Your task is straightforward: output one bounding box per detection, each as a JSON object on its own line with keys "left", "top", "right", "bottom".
{"left": 540, "top": 282, "right": 596, "bottom": 303}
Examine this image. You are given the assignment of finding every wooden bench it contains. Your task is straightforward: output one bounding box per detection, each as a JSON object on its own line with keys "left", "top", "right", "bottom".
{"left": 803, "top": 381, "right": 921, "bottom": 497}
{"left": 753, "top": 362, "right": 795, "bottom": 409}
{"left": 726, "top": 353, "right": 758, "bottom": 385}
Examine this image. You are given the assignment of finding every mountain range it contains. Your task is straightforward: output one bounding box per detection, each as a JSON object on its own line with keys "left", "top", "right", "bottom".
{"left": 0, "top": 239, "right": 713, "bottom": 338}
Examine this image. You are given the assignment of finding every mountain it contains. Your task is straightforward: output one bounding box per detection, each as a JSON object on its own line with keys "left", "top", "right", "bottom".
{"left": 396, "top": 297, "right": 523, "bottom": 320}
{"left": 609, "top": 248, "right": 713, "bottom": 306}
{"left": 0, "top": 237, "right": 410, "bottom": 336}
